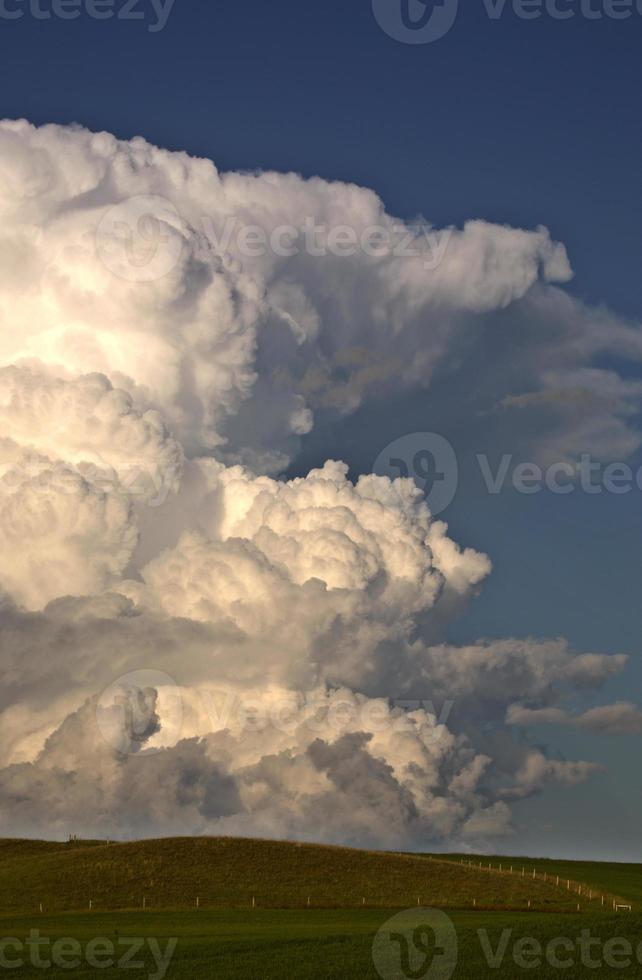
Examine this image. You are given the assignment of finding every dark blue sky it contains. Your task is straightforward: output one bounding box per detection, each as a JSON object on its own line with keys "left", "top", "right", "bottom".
{"left": 1, "top": 0, "right": 641, "bottom": 859}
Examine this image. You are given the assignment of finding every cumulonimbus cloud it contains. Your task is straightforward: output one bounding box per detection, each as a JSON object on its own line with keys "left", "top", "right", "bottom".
{"left": 0, "top": 119, "right": 639, "bottom": 846}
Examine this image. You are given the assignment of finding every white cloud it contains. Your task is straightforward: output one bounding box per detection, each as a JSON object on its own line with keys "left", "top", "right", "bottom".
{"left": 0, "top": 364, "right": 183, "bottom": 501}
{"left": 0, "top": 450, "right": 137, "bottom": 608}
{"left": 507, "top": 701, "right": 642, "bottom": 736}
{"left": 0, "top": 119, "right": 638, "bottom": 846}
{"left": 0, "top": 686, "right": 510, "bottom": 845}
{"left": 2, "top": 117, "right": 637, "bottom": 471}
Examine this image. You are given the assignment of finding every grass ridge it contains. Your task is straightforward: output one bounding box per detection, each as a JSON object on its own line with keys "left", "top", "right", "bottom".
{"left": 0, "top": 836, "right": 629, "bottom": 915}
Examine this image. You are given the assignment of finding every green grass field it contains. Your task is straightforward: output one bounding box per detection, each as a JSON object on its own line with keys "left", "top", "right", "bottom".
{"left": 0, "top": 838, "right": 638, "bottom": 978}
{"left": 0, "top": 909, "right": 640, "bottom": 978}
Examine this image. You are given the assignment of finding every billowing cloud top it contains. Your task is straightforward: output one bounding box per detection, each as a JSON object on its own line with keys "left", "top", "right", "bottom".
{"left": 0, "top": 119, "right": 638, "bottom": 846}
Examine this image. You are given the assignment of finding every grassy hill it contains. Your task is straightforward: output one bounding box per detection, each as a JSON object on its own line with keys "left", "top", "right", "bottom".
{"left": 436, "top": 852, "right": 641, "bottom": 906}
{"left": 0, "top": 837, "right": 604, "bottom": 915}
{"left": 0, "top": 840, "right": 637, "bottom": 978}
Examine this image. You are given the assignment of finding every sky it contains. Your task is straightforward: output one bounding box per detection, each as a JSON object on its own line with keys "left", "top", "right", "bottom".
{"left": 0, "top": 0, "right": 640, "bottom": 860}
